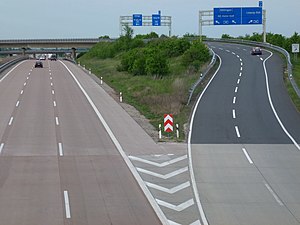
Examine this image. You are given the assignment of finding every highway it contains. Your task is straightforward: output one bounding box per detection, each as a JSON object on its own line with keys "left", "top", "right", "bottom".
{"left": 190, "top": 43, "right": 300, "bottom": 225}
{"left": 0, "top": 60, "right": 163, "bottom": 225}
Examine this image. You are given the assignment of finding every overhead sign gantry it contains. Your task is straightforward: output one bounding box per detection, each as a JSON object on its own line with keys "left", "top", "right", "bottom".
{"left": 199, "top": 1, "right": 266, "bottom": 42}
{"left": 120, "top": 11, "right": 172, "bottom": 36}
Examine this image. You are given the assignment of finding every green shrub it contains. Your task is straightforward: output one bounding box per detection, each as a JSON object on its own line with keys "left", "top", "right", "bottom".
{"left": 182, "top": 40, "right": 210, "bottom": 70}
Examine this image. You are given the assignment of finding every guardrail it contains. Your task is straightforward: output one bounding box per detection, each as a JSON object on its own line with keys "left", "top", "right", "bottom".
{"left": 0, "top": 56, "right": 28, "bottom": 74}
{"left": 187, "top": 48, "right": 217, "bottom": 105}
{"left": 203, "top": 38, "right": 300, "bottom": 98}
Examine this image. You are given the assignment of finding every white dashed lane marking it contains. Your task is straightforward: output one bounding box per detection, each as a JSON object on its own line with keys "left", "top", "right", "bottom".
{"left": 63, "top": 191, "right": 71, "bottom": 218}
{"left": 232, "top": 109, "right": 236, "bottom": 119}
{"left": 235, "top": 87, "right": 239, "bottom": 93}
{"left": 233, "top": 97, "right": 236, "bottom": 104}
{"left": 8, "top": 117, "right": 14, "bottom": 126}
{"left": 0, "top": 143, "right": 4, "bottom": 153}
{"left": 235, "top": 126, "right": 241, "bottom": 138}
{"left": 55, "top": 117, "right": 59, "bottom": 126}
{"left": 242, "top": 148, "right": 253, "bottom": 164}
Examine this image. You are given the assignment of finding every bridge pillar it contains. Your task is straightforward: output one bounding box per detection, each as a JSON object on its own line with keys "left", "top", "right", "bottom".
{"left": 21, "top": 48, "right": 26, "bottom": 56}
{"left": 71, "top": 48, "right": 76, "bottom": 60}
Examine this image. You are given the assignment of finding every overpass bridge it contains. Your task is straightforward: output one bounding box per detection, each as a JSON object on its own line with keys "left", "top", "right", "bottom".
{"left": 0, "top": 38, "right": 113, "bottom": 58}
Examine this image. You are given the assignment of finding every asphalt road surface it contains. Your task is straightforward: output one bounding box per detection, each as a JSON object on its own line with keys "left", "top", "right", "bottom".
{"left": 0, "top": 60, "right": 163, "bottom": 225}
{"left": 191, "top": 43, "right": 300, "bottom": 225}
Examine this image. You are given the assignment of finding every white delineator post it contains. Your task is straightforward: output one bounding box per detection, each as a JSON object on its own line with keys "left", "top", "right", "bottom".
{"left": 159, "top": 124, "right": 162, "bottom": 140}
{"left": 120, "top": 92, "right": 123, "bottom": 102}
{"left": 176, "top": 124, "right": 179, "bottom": 138}
{"left": 100, "top": 77, "right": 103, "bottom": 85}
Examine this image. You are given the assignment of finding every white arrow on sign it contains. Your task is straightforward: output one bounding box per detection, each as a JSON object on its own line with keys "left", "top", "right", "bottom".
{"left": 292, "top": 44, "right": 299, "bottom": 53}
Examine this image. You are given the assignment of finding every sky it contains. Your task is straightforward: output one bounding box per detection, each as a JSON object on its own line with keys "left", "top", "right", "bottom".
{"left": 0, "top": 0, "right": 299, "bottom": 39}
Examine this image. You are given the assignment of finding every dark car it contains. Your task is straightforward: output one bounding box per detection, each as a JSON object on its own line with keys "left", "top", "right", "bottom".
{"left": 251, "top": 47, "right": 262, "bottom": 55}
{"left": 49, "top": 55, "right": 57, "bottom": 61}
{"left": 35, "top": 61, "right": 43, "bottom": 68}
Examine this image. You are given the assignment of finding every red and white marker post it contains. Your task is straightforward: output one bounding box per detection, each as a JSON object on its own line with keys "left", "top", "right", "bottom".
{"left": 164, "top": 114, "right": 173, "bottom": 132}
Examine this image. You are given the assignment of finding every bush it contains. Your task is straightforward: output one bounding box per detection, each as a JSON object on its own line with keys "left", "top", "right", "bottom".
{"left": 145, "top": 49, "right": 169, "bottom": 77}
{"left": 182, "top": 40, "right": 210, "bottom": 71}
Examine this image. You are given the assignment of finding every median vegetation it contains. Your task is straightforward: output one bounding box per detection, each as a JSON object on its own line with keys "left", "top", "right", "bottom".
{"left": 77, "top": 27, "right": 211, "bottom": 140}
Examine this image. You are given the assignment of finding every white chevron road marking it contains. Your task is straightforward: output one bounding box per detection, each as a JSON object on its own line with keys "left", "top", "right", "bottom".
{"left": 190, "top": 220, "right": 201, "bottom": 225}
{"left": 168, "top": 219, "right": 201, "bottom": 225}
{"left": 145, "top": 181, "right": 190, "bottom": 194}
{"left": 137, "top": 167, "right": 188, "bottom": 179}
{"left": 168, "top": 220, "right": 181, "bottom": 225}
{"left": 156, "top": 198, "right": 194, "bottom": 212}
{"left": 129, "top": 155, "right": 187, "bottom": 167}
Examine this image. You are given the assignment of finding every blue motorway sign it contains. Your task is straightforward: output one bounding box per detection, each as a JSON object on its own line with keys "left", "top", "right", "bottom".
{"left": 214, "top": 7, "right": 262, "bottom": 25}
{"left": 214, "top": 8, "right": 241, "bottom": 25}
{"left": 242, "top": 7, "right": 262, "bottom": 24}
{"left": 152, "top": 14, "right": 161, "bottom": 26}
{"left": 133, "top": 14, "right": 142, "bottom": 26}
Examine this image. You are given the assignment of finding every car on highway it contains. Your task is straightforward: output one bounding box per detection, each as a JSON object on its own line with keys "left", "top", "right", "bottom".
{"left": 49, "top": 54, "right": 57, "bottom": 61}
{"left": 39, "top": 54, "right": 47, "bottom": 60}
{"left": 34, "top": 61, "right": 43, "bottom": 68}
{"left": 251, "top": 47, "right": 262, "bottom": 55}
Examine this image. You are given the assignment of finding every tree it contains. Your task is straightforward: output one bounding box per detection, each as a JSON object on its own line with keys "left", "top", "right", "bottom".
{"left": 123, "top": 24, "right": 134, "bottom": 39}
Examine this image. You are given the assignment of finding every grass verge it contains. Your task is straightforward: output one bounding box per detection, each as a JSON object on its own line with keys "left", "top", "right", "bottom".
{"left": 77, "top": 55, "right": 205, "bottom": 141}
{"left": 285, "top": 58, "right": 300, "bottom": 112}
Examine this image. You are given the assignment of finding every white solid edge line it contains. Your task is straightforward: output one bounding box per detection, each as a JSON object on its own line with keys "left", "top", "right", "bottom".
{"left": 242, "top": 148, "right": 253, "bottom": 164}
{"left": 58, "top": 143, "right": 63, "bottom": 156}
{"left": 8, "top": 117, "right": 14, "bottom": 126}
{"left": 263, "top": 50, "right": 300, "bottom": 150}
{"left": 232, "top": 109, "right": 236, "bottom": 119}
{"left": 235, "top": 126, "right": 241, "bottom": 138}
{"left": 0, "top": 61, "right": 27, "bottom": 83}
{"left": 187, "top": 55, "right": 222, "bottom": 225}
{"left": 0, "top": 143, "right": 4, "bottom": 154}
{"left": 59, "top": 61, "right": 169, "bottom": 225}
{"left": 63, "top": 190, "right": 71, "bottom": 218}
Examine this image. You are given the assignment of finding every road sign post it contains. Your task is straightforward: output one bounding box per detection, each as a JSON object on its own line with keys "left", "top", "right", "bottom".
{"left": 199, "top": 5, "right": 266, "bottom": 42}
{"left": 120, "top": 11, "right": 171, "bottom": 37}
{"left": 292, "top": 44, "right": 299, "bottom": 61}
{"left": 133, "top": 14, "right": 143, "bottom": 26}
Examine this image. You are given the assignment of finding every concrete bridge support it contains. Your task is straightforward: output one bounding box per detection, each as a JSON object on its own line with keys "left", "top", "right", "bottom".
{"left": 22, "top": 48, "right": 26, "bottom": 56}
{"left": 71, "top": 48, "right": 76, "bottom": 60}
